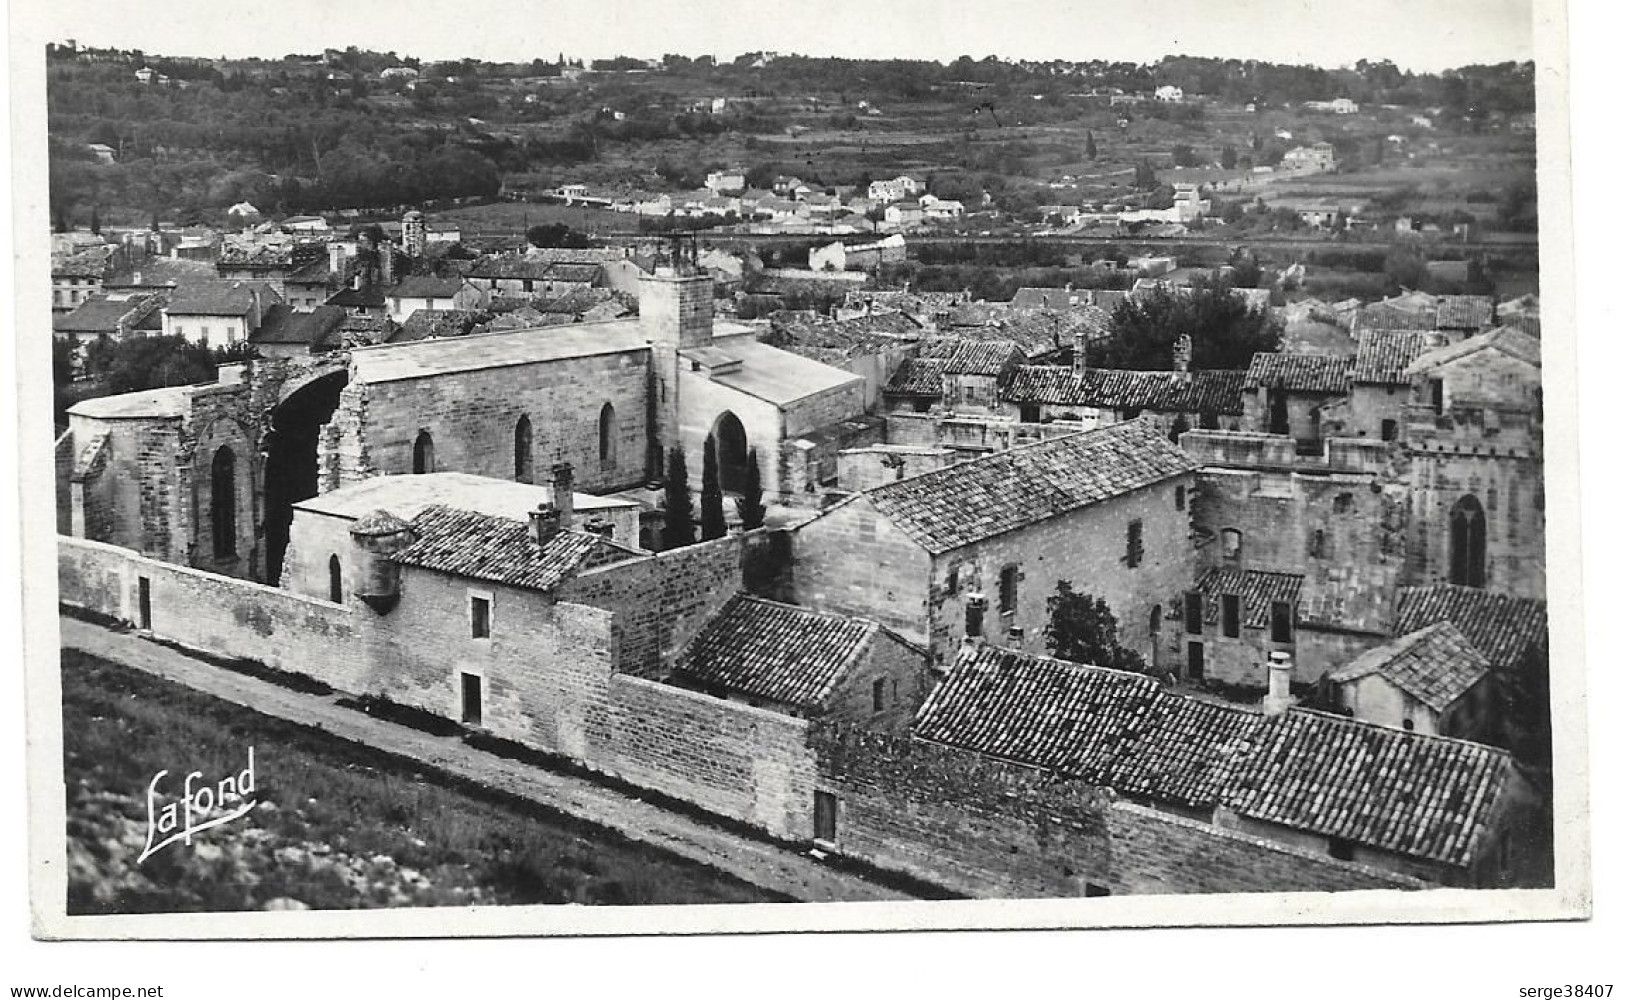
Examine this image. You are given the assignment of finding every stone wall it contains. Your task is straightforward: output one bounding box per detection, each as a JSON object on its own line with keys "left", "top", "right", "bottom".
{"left": 793, "top": 495, "right": 934, "bottom": 644}
{"left": 345, "top": 348, "right": 652, "bottom": 493}
{"left": 58, "top": 537, "right": 363, "bottom": 686}
{"left": 836, "top": 445, "right": 953, "bottom": 493}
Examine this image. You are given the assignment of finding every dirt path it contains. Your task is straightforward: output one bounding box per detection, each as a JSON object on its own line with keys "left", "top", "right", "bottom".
{"left": 58, "top": 615, "right": 916, "bottom": 905}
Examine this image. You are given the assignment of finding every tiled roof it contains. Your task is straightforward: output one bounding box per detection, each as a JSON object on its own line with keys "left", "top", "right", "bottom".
{"left": 863, "top": 419, "right": 1197, "bottom": 554}
{"left": 1351, "top": 329, "right": 1438, "bottom": 385}
{"left": 768, "top": 312, "right": 921, "bottom": 364}
{"left": 673, "top": 595, "right": 880, "bottom": 710}
{"left": 1243, "top": 352, "right": 1351, "bottom": 393}
{"left": 52, "top": 294, "right": 162, "bottom": 335}
{"left": 1355, "top": 303, "right": 1437, "bottom": 332}
{"left": 918, "top": 337, "right": 1025, "bottom": 375}
{"left": 397, "top": 309, "right": 483, "bottom": 342}
{"left": 1196, "top": 568, "right": 1304, "bottom": 629}
{"left": 52, "top": 250, "right": 113, "bottom": 278}
{"left": 1010, "top": 286, "right": 1094, "bottom": 310}
{"left": 389, "top": 275, "right": 467, "bottom": 299}
{"left": 249, "top": 304, "right": 348, "bottom": 349}
{"left": 1329, "top": 621, "right": 1492, "bottom": 712}
{"left": 166, "top": 280, "right": 277, "bottom": 316}
{"left": 1003, "top": 365, "right": 1247, "bottom": 415}
{"left": 217, "top": 241, "right": 296, "bottom": 268}
{"left": 1393, "top": 585, "right": 1548, "bottom": 667}
{"left": 883, "top": 357, "right": 949, "bottom": 396}
{"left": 1406, "top": 327, "right": 1542, "bottom": 374}
{"left": 916, "top": 644, "right": 1516, "bottom": 868}
{"left": 1435, "top": 295, "right": 1495, "bottom": 330}
{"left": 106, "top": 258, "right": 218, "bottom": 288}
{"left": 394, "top": 504, "right": 636, "bottom": 591}
{"left": 327, "top": 286, "right": 387, "bottom": 309}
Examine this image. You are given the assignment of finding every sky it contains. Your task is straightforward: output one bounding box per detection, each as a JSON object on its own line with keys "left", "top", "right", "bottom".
{"left": 18, "top": 0, "right": 1536, "bottom": 73}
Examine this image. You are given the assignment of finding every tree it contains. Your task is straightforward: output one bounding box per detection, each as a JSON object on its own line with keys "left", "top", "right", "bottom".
{"left": 1097, "top": 285, "right": 1282, "bottom": 371}
{"left": 1171, "top": 143, "right": 1197, "bottom": 168}
{"left": 737, "top": 448, "right": 767, "bottom": 530}
{"left": 1220, "top": 143, "right": 1238, "bottom": 170}
{"left": 1044, "top": 581, "right": 1149, "bottom": 675}
{"left": 1133, "top": 159, "right": 1158, "bottom": 190}
{"left": 700, "top": 436, "right": 727, "bottom": 540}
{"left": 1085, "top": 130, "right": 1098, "bottom": 160}
{"left": 662, "top": 448, "right": 696, "bottom": 549}
{"left": 89, "top": 204, "right": 101, "bottom": 235}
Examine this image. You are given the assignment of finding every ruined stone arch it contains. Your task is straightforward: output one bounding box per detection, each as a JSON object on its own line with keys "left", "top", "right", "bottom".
{"left": 211, "top": 445, "right": 238, "bottom": 560}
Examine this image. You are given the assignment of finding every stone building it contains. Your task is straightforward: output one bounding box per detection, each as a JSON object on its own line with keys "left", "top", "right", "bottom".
{"left": 1401, "top": 328, "right": 1544, "bottom": 600}
{"left": 669, "top": 594, "right": 930, "bottom": 733}
{"left": 880, "top": 338, "right": 1025, "bottom": 415}
{"left": 997, "top": 364, "right": 1246, "bottom": 436}
{"left": 911, "top": 643, "right": 1547, "bottom": 887}
{"left": 1329, "top": 621, "right": 1496, "bottom": 741}
{"left": 1174, "top": 567, "right": 1304, "bottom": 687}
{"left": 794, "top": 419, "right": 1198, "bottom": 664}
{"left": 1240, "top": 352, "right": 1352, "bottom": 451}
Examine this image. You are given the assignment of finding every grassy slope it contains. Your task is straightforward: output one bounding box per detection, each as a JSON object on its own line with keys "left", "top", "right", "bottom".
{"left": 61, "top": 649, "right": 783, "bottom": 913}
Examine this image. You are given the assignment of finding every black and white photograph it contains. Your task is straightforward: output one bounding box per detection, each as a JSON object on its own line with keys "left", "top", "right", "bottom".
{"left": 1, "top": 0, "right": 1607, "bottom": 987}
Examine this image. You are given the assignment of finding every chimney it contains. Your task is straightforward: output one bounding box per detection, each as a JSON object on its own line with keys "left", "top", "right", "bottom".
{"left": 1072, "top": 328, "right": 1089, "bottom": 375}
{"left": 249, "top": 286, "right": 263, "bottom": 328}
{"left": 551, "top": 462, "right": 575, "bottom": 528}
{"left": 1262, "top": 650, "right": 1295, "bottom": 716}
{"left": 529, "top": 502, "right": 562, "bottom": 545}
{"left": 328, "top": 241, "right": 346, "bottom": 275}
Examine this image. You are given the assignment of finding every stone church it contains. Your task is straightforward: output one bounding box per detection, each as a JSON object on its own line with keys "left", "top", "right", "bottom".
{"left": 56, "top": 259, "right": 873, "bottom": 584}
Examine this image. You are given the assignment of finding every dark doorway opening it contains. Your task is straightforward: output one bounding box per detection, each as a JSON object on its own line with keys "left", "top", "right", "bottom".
{"left": 709, "top": 411, "right": 749, "bottom": 493}
{"left": 137, "top": 577, "right": 151, "bottom": 630}
{"left": 1449, "top": 494, "right": 1487, "bottom": 588}
{"left": 262, "top": 371, "right": 347, "bottom": 586}
{"left": 813, "top": 790, "right": 837, "bottom": 842}
{"left": 461, "top": 672, "right": 483, "bottom": 727}
{"left": 1187, "top": 641, "right": 1205, "bottom": 681}
{"left": 1268, "top": 389, "right": 1290, "bottom": 436}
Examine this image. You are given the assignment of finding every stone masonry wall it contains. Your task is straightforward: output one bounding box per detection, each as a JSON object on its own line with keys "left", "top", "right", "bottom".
{"left": 793, "top": 495, "right": 934, "bottom": 644}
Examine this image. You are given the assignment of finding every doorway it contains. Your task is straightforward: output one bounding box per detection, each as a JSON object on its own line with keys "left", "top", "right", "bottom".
{"left": 460, "top": 672, "right": 483, "bottom": 727}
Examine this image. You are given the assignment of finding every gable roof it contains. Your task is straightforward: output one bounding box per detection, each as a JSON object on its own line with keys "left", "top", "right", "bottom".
{"left": 1197, "top": 568, "right": 1305, "bottom": 628}
{"left": 883, "top": 357, "right": 950, "bottom": 397}
{"left": 1435, "top": 295, "right": 1495, "bottom": 330}
{"left": 389, "top": 275, "right": 467, "bottom": 299}
{"left": 1243, "top": 352, "right": 1352, "bottom": 394}
{"left": 915, "top": 644, "right": 1516, "bottom": 868}
{"left": 52, "top": 250, "right": 114, "bottom": 278}
{"left": 1406, "top": 327, "right": 1542, "bottom": 375}
{"left": 52, "top": 294, "right": 164, "bottom": 335}
{"left": 397, "top": 308, "right": 484, "bottom": 342}
{"left": 1329, "top": 621, "right": 1492, "bottom": 712}
{"left": 861, "top": 418, "right": 1197, "bottom": 554}
{"left": 1392, "top": 585, "right": 1548, "bottom": 667}
{"left": 673, "top": 595, "right": 885, "bottom": 711}
{"left": 248, "top": 304, "right": 348, "bottom": 349}
{"left": 393, "top": 504, "right": 638, "bottom": 591}
{"left": 1003, "top": 365, "right": 1247, "bottom": 415}
{"left": 918, "top": 337, "right": 1026, "bottom": 375}
{"left": 165, "top": 280, "right": 278, "bottom": 316}
{"left": 1351, "top": 329, "right": 1438, "bottom": 385}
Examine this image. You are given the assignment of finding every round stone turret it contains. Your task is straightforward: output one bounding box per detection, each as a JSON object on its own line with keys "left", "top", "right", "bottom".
{"left": 349, "top": 508, "right": 415, "bottom": 613}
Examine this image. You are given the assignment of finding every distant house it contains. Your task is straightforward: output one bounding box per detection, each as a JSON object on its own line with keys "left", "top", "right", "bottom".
{"left": 247, "top": 304, "right": 349, "bottom": 358}
{"left": 51, "top": 249, "right": 113, "bottom": 311}
{"left": 883, "top": 201, "right": 924, "bottom": 227}
{"left": 385, "top": 275, "right": 486, "bottom": 322}
{"left": 705, "top": 170, "right": 746, "bottom": 195}
{"left": 1154, "top": 85, "right": 1184, "bottom": 103}
{"left": 1242, "top": 352, "right": 1352, "bottom": 447}
{"left": 920, "top": 196, "right": 965, "bottom": 220}
{"left": 808, "top": 234, "right": 906, "bottom": 273}
{"left": 86, "top": 143, "right": 116, "bottom": 165}
{"left": 882, "top": 338, "right": 1025, "bottom": 415}
{"left": 669, "top": 594, "right": 930, "bottom": 733}
{"left": 52, "top": 293, "right": 165, "bottom": 342}
{"left": 998, "top": 365, "right": 1247, "bottom": 435}
{"left": 464, "top": 256, "right": 600, "bottom": 299}
{"left": 1282, "top": 143, "right": 1337, "bottom": 172}
{"left": 162, "top": 280, "right": 280, "bottom": 349}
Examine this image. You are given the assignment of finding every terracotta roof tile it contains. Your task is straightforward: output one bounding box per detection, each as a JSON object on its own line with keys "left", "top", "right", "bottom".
{"left": 1393, "top": 585, "right": 1548, "bottom": 667}
{"left": 1197, "top": 568, "right": 1304, "bottom": 629}
{"left": 1244, "top": 352, "right": 1352, "bottom": 393}
{"left": 862, "top": 419, "right": 1197, "bottom": 554}
{"left": 1003, "top": 365, "right": 1247, "bottom": 415}
{"left": 1329, "top": 621, "right": 1492, "bottom": 712}
{"left": 882, "top": 357, "right": 949, "bottom": 396}
{"left": 1435, "top": 295, "right": 1495, "bottom": 330}
{"left": 916, "top": 644, "right": 1516, "bottom": 867}
{"left": 918, "top": 337, "right": 1026, "bottom": 375}
{"left": 394, "top": 504, "right": 636, "bottom": 590}
{"left": 674, "top": 595, "right": 879, "bottom": 710}
{"left": 1351, "top": 329, "right": 1438, "bottom": 385}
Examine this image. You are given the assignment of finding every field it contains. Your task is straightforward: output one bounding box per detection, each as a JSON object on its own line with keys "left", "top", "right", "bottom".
{"left": 61, "top": 649, "right": 783, "bottom": 913}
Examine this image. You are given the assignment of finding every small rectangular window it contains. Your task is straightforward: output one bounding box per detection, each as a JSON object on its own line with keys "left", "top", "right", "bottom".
{"left": 470, "top": 595, "right": 491, "bottom": 639}
{"left": 1174, "top": 485, "right": 1186, "bottom": 511}
{"left": 1125, "top": 519, "right": 1144, "bottom": 568}
{"left": 966, "top": 596, "right": 986, "bottom": 638}
{"left": 1221, "top": 594, "right": 1241, "bottom": 638}
{"left": 872, "top": 677, "right": 886, "bottom": 712}
{"left": 944, "top": 563, "right": 959, "bottom": 595}
{"left": 1183, "top": 591, "right": 1203, "bottom": 634}
{"left": 1271, "top": 601, "right": 1293, "bottom": 644}
{"left": 813, "top": 790, "right": 838, "bottom": 842}
{"left": 998, "top": 565, "right": 1019, "bottom": 615}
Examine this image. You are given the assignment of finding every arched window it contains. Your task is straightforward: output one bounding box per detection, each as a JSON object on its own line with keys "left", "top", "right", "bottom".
{"left": 1149, "top": 604, "right": 1163, "bottom": 636}
{"left": 328, "top": 555, "right": 343, "bottom": 604}
{"left": 710, "top": 411, "right": 749, "bottom": 493}
{"left": 211, "top": 446, "right": 237, "bottom": 559}
{"left": 412, "top": 430, "right": 435, "bottom": 474}
{"left": 598, "top": 402, "right": 617, "bottom": 472}
{"left": 513, "top": 415, "right": 533, "bottom": 483}
{"left": 1449, "top": 495, "right": 1487, "bottom": 588}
